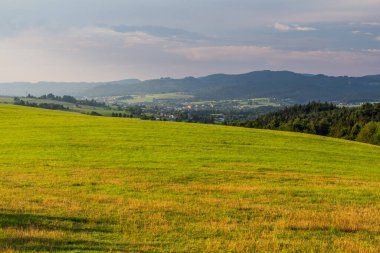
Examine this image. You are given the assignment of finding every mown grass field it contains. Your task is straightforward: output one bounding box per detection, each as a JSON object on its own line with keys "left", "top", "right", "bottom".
{"left": 0, "top": 104, "right": 379, "bottom": 252}
{"left": 0, "top": 97, "right": 126, "bottom": 116}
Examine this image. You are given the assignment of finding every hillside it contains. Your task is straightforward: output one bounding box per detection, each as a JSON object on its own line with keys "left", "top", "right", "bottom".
{"left": 236, "top": 102, "right": 380, "bottom": 145}
{"left": 82, "top": 71, "right": 380, "bottom": 103}
{"left": 1, "top": 71, "right": 380, "bottom": 104}
{"left": 0, "top": 104, "right": 380, "bottom": 252}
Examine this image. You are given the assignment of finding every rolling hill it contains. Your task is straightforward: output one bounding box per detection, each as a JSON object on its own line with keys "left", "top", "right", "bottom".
{"left": 2, "top": 71, "right": 380, "bottom": 103}
{"left": 82, "top": 71, "right": 380, "bottom": 103}
{"left": 0, "top": 104, "right": 380, "bottom": 252}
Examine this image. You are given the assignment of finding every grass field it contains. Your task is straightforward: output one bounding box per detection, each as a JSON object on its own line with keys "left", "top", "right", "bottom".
{"left": 117, "top": 93, "right": 194, "bottom": 104}
{"left": 0, "top": 104, "right": 379, "bottom": 252}
{"left": 0, "top": 97, "right": 126, "bottom": 117}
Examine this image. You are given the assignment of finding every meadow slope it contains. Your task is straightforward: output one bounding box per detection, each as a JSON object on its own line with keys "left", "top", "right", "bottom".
{"left": 0, "top": 104, "right": 379, "bottom": 252}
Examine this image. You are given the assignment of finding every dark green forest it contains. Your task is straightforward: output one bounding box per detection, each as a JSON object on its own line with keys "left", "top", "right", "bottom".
{"left": 235, "top": 102, "right": 380, "bottom": 145}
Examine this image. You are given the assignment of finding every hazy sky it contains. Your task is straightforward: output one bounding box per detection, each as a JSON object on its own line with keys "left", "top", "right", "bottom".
{"left": 0, "top": 0, "right": 380, "bottom": 82}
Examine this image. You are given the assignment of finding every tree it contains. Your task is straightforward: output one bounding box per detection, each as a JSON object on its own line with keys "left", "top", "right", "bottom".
{"left": 356, "top": 122, "right": 380, "bottom": 145}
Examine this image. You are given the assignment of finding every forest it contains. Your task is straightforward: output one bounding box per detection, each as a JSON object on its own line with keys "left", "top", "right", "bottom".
{"left": 234, "top": 102, "right": 380, "bottom": 145}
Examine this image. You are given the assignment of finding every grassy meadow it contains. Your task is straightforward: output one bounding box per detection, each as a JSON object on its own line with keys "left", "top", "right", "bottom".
{"left": 0, "top": 97, "right": 126, "bottom": 116}
{"left": 0, "top": 104, "right": 379, "bottom": 252}
{"left": 117, "top": 93, "right": 194, "bottom": 104}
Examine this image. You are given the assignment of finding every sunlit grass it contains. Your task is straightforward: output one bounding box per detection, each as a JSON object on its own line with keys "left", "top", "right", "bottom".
{"left": 0, "top": 104, "right": 379, "bottom": 252}
{"left": 0, "top": 96, "right": 126, "bottom": 116}
{"left": 118, "top": 92, "right": 194, "bottom": 103}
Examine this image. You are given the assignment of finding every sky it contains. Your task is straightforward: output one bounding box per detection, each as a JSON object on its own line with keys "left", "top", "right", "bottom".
{"left": 0, "top": 0, "right": 380, "bottom": 82}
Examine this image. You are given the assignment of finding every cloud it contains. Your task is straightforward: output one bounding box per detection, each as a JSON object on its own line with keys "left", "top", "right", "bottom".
{"left": 366, "top": 49, "right": 380, "bottom": 53}
{"left": 122, "top": 32, "right": 165, "bottom": 48}
{"left": 274, "top": 23, "right": 291, "bottom": 32}
{"left": 376, "top": 36, "right": 380, "bottom": 41}
{"left": 0, "top": 22, "right": 379, "bottom": 82}
{"left": 106, "top": 25, "right": 209, "bottom": 43}
{"left": 167, "top": 44, "right": 380, "bottom": 76}
{"left": 352, "top": 30, "right": 373, "bottom": 35}
{"left": 167, "top": 45, "right": 273, "bottom": 61}
{"left": 0, "top": 27, "right": 175, "bottom": 82}
{"left": 0, "top": 26, "right": 203, "bottom": 82}
{"left": 169, "top": 45, "right": 346, "bottom": 63}
{"left": 1, "top": 1, "right": 379, "bottom": 35}
{"left": 274, "top": 23, "right": 316, "bottom": 32}
{"left": 362, "top": 22, "right": 380, "bottom": 26}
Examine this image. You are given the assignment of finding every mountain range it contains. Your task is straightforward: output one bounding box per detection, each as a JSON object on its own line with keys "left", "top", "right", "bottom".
{"left": 1, "top": 71, "right": 380, "bottom": 103}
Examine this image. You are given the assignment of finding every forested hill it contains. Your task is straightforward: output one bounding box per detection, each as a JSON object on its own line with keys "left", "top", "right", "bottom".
{"left": 82, "top": 71, "right": 380, "bottom": 103}
{"left": 235, "top": 102, "right": 380, "bottom": 145}
{"left": 1, "top": 71, "right": 380, "bottom": 103}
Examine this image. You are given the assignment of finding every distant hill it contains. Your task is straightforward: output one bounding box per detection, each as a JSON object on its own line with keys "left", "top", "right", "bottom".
{"left": 0, "top": 82, "right": 99, "bottom": 97}
{"left": 78, "top": 79, "right": 141, "bottom": 97}
{"left": 0, "top": 79, "right": 140, "bottom": 97}
{"left": 1, "top": 71, "right": 380, "bottom": 103}
{"left": 83, "top": 71, "right": 380, "bottom": 103}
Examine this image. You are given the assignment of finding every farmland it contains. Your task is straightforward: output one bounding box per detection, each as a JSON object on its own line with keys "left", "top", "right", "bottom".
{"left": 0, "top": 104, "right": 379, "bottom": 252}
{"left": 114, "top": 92, "right": 194, "bottom": 104}
{"left": 0, "top": 96, "right": 127, "bottom": 117}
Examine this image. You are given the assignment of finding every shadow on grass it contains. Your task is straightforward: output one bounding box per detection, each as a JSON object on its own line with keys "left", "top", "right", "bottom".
{"left": 288, "top": 225, "right": 375, "bottom": 234}
{"left": 0, "top": 212, "right": 112, "bottom": 233}
{"left": 0, "top": 211, "right": 141, "bottom": 252}
{"left": 0, "top": 237, "right": 132, "bottom": 252}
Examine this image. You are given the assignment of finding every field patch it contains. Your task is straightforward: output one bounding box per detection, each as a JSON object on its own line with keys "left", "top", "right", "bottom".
{"left": 0, "top": 104, "right": 379, "bottom": 252}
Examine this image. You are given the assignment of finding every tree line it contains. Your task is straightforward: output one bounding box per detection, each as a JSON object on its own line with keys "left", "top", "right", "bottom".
{"left": 233, "top": 102, "right": 380, "bottom": 145}
{"left": 27, "top": 93, "right": 106, "bottom": 107}
{"left": 14, "top": 97, "right": 68, "bottom": 111}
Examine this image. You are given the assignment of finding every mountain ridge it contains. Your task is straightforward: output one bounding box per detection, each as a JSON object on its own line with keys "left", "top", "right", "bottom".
{"left": 1, "top": 71, "right": 380, "bottom": 103}
{"left": 83, "top": 70, "right": 380, "bottom": 102}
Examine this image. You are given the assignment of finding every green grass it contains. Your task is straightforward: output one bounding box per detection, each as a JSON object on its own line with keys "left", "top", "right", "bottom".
{"left": 0, "top": 104, "right": 379, "bottom": 252}
{"left": 118, "top": 93, "right": 194, "bottom": 103}
{"left": 0, "top": 97, "right": 126, "bottom": 116}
